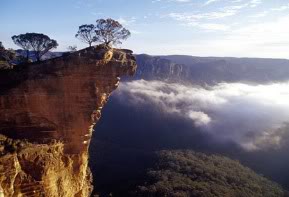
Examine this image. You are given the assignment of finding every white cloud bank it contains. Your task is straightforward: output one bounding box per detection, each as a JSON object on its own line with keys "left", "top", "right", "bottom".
{"left": 116, "top": 80, "right": 289, "bottom": 151}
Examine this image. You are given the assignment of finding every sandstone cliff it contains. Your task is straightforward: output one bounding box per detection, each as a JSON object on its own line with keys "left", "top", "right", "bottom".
{"left": 0, "top": 45, "right": 137, "bottom": 196}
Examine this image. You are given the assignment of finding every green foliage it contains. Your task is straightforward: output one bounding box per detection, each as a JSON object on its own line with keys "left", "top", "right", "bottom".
{"left": 67, "top": 45, "right": 77, "bottom": 52}
{"left": 0, "top": 135, "right": 28, "bottom": 155}
{"left": 95, "top": 18, "right": 131, "bottom": 46}
{"left": 76, "top": 18, "right": 131, "bottom": 47}
{"left": 75, "top": 24, "right": 97, "bottom": 47}
{"left": 0, "top": 42, "right": 16, "bottom": 60}
{"left": 135, "top": 150, "right": 285, "bottom": 197}
{"left": 12, "top": 33, "right": 58, "bottom": 61}
{"left": 0, "top": 41, "right": 16, "bottom": 69}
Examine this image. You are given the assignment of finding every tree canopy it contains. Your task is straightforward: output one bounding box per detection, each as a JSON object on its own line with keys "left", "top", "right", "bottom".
{"left": 134, "top": 150, "right": 285, "bottom": 197}
{"left": 76, "top": 18, "right": 131, "bottom": 47}
{"left": 11, "top": 34, "right": 32, "bottom": 61}
{"left": 95, "top": 18, "right": 131, "bottom": 46}
{"left": 75, "top": 24, "right": 97, "bottom": 47}
{"left": 12, "top": 33, "right": 58, "bottom": 62}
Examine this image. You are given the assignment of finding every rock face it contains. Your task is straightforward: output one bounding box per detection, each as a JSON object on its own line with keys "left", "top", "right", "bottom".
{"left": 133, "top": 54, "right": 289, "bottom": 84}
{"left": 0, "top": 45, "right": 137, "bottom": 196}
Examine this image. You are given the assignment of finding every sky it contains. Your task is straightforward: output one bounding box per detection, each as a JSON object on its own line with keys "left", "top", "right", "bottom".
{"left": 1, "top": 0, "right": 289, "bottom": 58}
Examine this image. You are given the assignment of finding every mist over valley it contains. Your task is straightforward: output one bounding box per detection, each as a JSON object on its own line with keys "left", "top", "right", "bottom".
{"left": 2, "top": 1, "right": 289, "bottom": 195}
{"left": 89, "top": 55, "right": 289, "bottom": 195}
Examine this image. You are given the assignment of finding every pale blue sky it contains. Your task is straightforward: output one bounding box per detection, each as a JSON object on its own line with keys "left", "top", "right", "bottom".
{"left": 1, "top": 0, "right": 289, "bottom": 58}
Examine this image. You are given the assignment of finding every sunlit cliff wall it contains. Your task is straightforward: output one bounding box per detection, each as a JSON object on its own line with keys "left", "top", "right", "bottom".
{"left": 0, "top": 45, "right": 137, "bottom": 196}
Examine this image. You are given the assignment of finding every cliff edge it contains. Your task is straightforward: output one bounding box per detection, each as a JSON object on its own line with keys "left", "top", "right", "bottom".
{"left": 0, "top": 45, "right": 137, "bottom": 196}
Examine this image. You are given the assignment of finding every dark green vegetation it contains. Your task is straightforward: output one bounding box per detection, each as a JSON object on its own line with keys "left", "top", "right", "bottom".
{"left": 0, "top": 42, "right": 15, "bottom": 69}
{"left": 76, "top": 18, "right": 131, "bottom": 47}
{"left": 67, "top": 45, "right": 77, "bottom": 52}
{"left": 0, "top": 134, "right": 28, "bottom": 155}
{"left": 0, "top": 18, "right": 130, "bottom": 65}
{"left": 75, "top": 24, "right": 97, "bottom": 47}
{"left": 95, "top": 18, "right": 130, "bottom": 46}
{"left": 90, "top": 74, "right": 289, "bottom": 195}
{"left": 12, "top": 33, "right": 58, "bottom": 62}
{"left": 134, "top": 150, "right": 286, "bottom": 197}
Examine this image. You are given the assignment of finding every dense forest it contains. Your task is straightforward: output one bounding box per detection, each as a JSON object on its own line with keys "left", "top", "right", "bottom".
{"left": 133, "top": 150, "right": 286, "bottom": 197}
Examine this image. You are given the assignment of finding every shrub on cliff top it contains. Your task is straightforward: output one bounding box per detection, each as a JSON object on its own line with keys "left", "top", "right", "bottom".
{"left": 0, "top": 41, "right": 16, "bottom": 69}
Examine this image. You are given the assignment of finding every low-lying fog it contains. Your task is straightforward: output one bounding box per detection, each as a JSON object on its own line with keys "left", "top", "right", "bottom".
{"left": 116, "top": 80, "right": 289, "bottom": 152}
{"left": 90, "top": 79, "right": 289, "bottom": 191}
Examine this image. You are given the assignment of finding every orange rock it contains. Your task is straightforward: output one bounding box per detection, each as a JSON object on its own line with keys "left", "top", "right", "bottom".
{"left": 0, "top": 46, "right": 137, "bottom": 196}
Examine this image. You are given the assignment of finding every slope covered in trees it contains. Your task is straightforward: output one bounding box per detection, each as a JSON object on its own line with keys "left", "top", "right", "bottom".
{"left": 134, "top": 150, "right": 286, "bottom": 197}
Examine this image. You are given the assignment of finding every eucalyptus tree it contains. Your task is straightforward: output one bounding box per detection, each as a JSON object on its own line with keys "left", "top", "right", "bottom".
{"left": 12, "top": 33, "right": 58, "bottom": 62}
{"left": 75, "top": 24, "right": 97, "bottom": 47}
{"left": 95, "top": 18, "right": 131, "bottom": 46}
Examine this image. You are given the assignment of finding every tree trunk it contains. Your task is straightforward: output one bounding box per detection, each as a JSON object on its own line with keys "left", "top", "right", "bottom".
{"left": 36, "top": 52, "right": 40, "bottom": 62}
{"left": 26, "top": 50, "right": 29, "bottom": 62}
{"left": 105, "top": 41, "right": 111, "bottom": 46}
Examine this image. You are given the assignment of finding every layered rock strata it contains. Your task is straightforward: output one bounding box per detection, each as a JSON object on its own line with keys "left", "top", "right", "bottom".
{"left": 0, "top": 45, "right": 137, "bottom": 196}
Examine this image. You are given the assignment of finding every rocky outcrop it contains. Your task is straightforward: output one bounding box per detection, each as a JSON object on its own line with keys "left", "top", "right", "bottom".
{"left": 0, "top": 45, "right": 137, "bottom": 196}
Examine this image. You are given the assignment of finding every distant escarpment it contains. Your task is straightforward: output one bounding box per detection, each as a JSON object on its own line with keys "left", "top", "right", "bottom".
{"left": 0, "top": 45, "right": 137, "bottom": 196}
{"left": 131, "top": 54, "right": 289, "bottom": 84}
